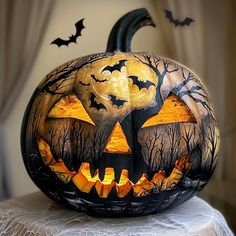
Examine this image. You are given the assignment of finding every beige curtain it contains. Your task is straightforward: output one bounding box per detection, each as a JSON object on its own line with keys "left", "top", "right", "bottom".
{"left": 0, "top": 0, "right": 54, "bottom": 120}
{"left": 0, "top": 0, "right": 54, "bottom": 200}
{"left": 152, "top": 0, "right": 236, "bottom": 229}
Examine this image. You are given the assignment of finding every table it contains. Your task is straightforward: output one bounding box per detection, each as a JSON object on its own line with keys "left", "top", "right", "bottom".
{"left": 0, "top": 192, "right": 233, "bottom": 236}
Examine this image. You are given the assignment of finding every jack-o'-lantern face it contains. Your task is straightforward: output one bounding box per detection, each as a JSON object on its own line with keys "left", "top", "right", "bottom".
{"left": 22, "top": 52, "right": 219, "bottom": 214}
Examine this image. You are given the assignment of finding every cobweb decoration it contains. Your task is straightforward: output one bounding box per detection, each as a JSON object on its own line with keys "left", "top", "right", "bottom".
{"left": 0, "top": 192, "right": 233, "bottom": 236}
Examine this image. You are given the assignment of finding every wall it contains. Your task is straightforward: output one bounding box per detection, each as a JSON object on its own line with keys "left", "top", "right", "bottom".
{"left": 2, "top": 0, "right": 164, "bottom": 197}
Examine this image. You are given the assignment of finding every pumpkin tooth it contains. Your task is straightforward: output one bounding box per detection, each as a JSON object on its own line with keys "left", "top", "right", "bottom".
{"left": 37, "top": 135, "right": 191, "bottom": 198}
{"left": 37, "top": 137, "right": 56, "bottom": 165}
{"left": 72, "top": 163, "right": 99, "bottom": 193}
{"left": 49, "top": 161, "right": 76, "bottom": 184}
{"left": 151, "top": 170, "right": 166, "bottom": 189}
{"left": 161, "top": 154, "right": 192, "bottom": 190}
{"left": 115, "top": 169, "right": 132, "bottom": 198}
{"left": 95, "top": 167, "right": 115, "bottom": 198}
{"left": 133, "top": 173, "right": 153, "bottom": 197}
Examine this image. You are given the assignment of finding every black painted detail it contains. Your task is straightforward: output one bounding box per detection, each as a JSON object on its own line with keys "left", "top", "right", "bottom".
{"left": 106, "top": 8, "right": 156, "bottom": 52}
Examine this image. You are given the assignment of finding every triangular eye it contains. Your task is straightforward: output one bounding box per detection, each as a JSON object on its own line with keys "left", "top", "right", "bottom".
{"left": 48, "top": 94, "right": 95, "bottom": 126}
{"left": 142, "top": 93, "right": 196, "bottom": 128}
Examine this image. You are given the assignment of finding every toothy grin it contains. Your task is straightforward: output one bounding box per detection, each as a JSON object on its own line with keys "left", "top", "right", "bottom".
{"left": 37, "top": 137, "right": 191, "bottom": 198}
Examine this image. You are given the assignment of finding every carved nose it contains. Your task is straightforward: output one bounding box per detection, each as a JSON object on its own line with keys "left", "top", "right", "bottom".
{"left": 104, "top": 122, "right": 132, "bottom": 154}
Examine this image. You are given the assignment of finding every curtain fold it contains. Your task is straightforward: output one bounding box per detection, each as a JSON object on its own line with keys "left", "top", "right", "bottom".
{"left": 0, "top": 0, "right": 54, "bottom": 200}
{"left": 0, "top": 0, "right": 54, "bottom": 121}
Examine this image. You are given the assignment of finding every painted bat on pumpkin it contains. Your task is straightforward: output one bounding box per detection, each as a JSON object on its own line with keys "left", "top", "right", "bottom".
{"left": 109, "top": 95, "right": 127, "bottom": 108}
{"left": 102, "top": 60, "right": 127, "bottom": 73}
{"left": 89, "top": 92, "right": 107, "bottom": 111}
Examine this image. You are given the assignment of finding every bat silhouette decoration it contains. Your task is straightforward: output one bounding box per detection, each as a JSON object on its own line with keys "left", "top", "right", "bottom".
{"left": 109, "top": 95, "right": 127, "bottom": 108}
{"left": 90, "top": 93, "right": 107, "bottom": 111}
{"left": 128, "top": 76, "right": 156, "bottom": 90}
{"left": 79, "top": 81, "right": 90, "bottom": 86}
{"left": 164, "top": 10, "right": 194, "bottom": 27}
{"left": 102, "top": 60, "right": 127, "bottom": 73}
{"left": 51, "top": 18, "right": 85, "bottom": 47}
{"left": 91, "top": 74, "right": 107, "bottom": 83}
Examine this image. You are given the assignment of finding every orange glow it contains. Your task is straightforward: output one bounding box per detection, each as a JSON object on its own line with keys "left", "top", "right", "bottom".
{"left": 75, "top": 52, "right": 158, "bottom": 113}
{"left": 162, "top": 154, "right": 191, "bottom": 190}
{"left": 104, "top": 122, "right": 132, "bottom": 154}
{"left": 37, "top": 137, "right": 55, "bottom": 165}
{"left": 133, "top": 174, "right": 154, "bottom": 197}
{"left": 49, "top": 161, "right": 76, "bottom": 183}
{"left": 152, "top": 154, "right": 191, "bottom": 191}
{"left": 37, "top": 137, "right": 76, "bottom": 183}
{"left": 37, "top": 138, "right": 192, "bottom": 198}
{"left": 95, "top": 168, "right": 115, "bottom": 198}
{"left": 48, "top": 94, "right": 95, "bottom": 126}
{"left": 116, "top": 169, "right": 132, "bottom": 198}
{"left": 72, "top": 155, "right": 191, "bottom": 198}
{"left": 72, "top": 163, "right": 99, "bottom": 193}
{"left": 152, "top": 170, "right": 165, "bottom": 189}
{"left": 142, "top": 93, "right": 196, "bottom": 128}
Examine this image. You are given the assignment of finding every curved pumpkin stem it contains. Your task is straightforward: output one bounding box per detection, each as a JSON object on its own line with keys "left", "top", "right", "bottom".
{"left": 106, "top": 8, "right": 156, "bottom": 52}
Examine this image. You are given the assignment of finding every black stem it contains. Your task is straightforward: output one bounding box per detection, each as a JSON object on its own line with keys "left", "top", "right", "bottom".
{"left": 106, "top": 8, "right": 156, "bottom": 52}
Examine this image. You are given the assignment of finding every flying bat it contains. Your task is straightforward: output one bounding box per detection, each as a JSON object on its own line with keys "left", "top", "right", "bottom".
{"left": 164, "top": 10, "right": 194, "bottom": 27}
{"left": 91, "top": 74, "right": 107, "bottom": 83}
{"left": 79, "top": 81, "right": 90, "bottom": 86}
{"left": 51, "top": 18, "right": 85, "bottom": 47}
{"left": 128, "top": 76, "right": 155, "bottom": 90}
{"left": 90, "top": 93, "right": 107, "bottom": 111}
{"left": 109, "top": 95, "right": 127, "bottom": 108}
{"left": 102, "top": 60, "right": 127, "bottom": 73}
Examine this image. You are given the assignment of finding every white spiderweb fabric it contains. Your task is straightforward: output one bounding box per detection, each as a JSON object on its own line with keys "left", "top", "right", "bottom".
{"left": 0, "top": 192, "right": 233, "bottom": 236}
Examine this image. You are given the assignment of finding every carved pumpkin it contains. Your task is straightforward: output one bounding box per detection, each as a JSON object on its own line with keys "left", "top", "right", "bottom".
{"left": 21, "top": 9, "right": 219, "bottom": 216}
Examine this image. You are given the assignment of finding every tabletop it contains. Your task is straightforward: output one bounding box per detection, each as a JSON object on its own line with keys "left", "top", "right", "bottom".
{"left": 0, "top": 192, "right": 233, "bottom": 236}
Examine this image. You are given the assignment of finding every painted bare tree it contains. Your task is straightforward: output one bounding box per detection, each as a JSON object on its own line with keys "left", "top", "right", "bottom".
{"left": 140, "top": 124, "right": 181, "bottom": 173}
{"left": 46, "top": 120, "right": 73, "bottom": 168}
{"left": 44, "top": 118, "right": 109, "bottom": 173}
{"left": 163, "top": 124, "right": 181, "bottom": 171}
{"left": 181, "top": 124, "right": 198, "bottom": 153}
{"left": 27, "top": 96, "right": 44, "bottom": 140}
{"left": 141, "top": 127, "right": 162, "bottom": 171}
{"left": 70, "top": 121, "right": 90, "bottom": 168}
{"left": 201, "top": 116, "right": 219, "bottom": 176}
{"left": 180, "top": 123, "right": 202, "bottom": 174}
{"left": 171, "top": 67, "right": 214, "bottom": 116}
{"left": 133, "top": 53, "right": 179, "bottom": 104}
{"left": 89, "top": 125, "right": 107, "bottom": 161}
{"left": 40, "top": 53, "right": 113, "bottom": 96}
